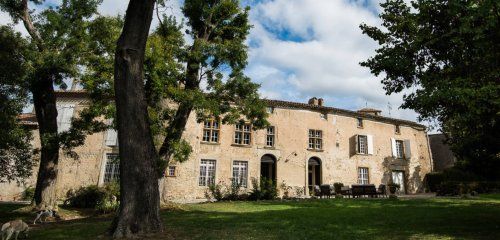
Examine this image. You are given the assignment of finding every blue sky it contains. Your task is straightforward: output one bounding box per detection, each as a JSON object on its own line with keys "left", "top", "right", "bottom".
{"left": 0, "top": 0, "right": 428, "bottom": 127}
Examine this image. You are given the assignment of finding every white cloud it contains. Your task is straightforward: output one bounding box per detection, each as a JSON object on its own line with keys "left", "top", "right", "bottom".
{"left": 2, "top": 0, "right": 425, "bottom": 125}
{"left": 245, "top": 0, "right": 423, "bottom": 123}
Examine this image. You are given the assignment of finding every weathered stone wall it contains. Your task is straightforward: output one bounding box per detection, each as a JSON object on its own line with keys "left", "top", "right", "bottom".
{"left": 161, "top": 106, "right": 433, "bottom": 201}
{"left": 1, "top": 97, "right": 433, "bottom": 202}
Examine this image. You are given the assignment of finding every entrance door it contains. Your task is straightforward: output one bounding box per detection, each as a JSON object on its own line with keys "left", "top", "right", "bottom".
{"left": 308, "top": 158, "right": 321, "bottom": 192}
{"left": 391, "top": 171, "right": 405, "bottom": 194}
{"left": 260, "top": 154, "right": 277, "bottom": 182}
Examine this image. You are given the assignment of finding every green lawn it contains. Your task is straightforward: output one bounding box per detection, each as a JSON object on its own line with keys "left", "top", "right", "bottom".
{"left": 2, "top": 194, "right": 500, "bottom": 239}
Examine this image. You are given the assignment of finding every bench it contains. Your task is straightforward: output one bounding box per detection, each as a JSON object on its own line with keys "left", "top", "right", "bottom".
{"left": 351, "top": 184, "right": 378, "bottom": 198}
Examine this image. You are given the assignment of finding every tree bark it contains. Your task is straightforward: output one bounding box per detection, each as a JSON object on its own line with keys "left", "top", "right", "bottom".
{"left": 111, "top": 0, "right": 162, "bottom": 238}
{"left": 18, "top": 0, "right": 59, "bottom": 208}
{"left": 32, "top": 79, "right": 59, "bottom": 207}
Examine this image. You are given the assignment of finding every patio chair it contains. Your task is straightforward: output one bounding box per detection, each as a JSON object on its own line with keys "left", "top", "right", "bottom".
{"left": 340, "top": 186, "right": 351, "bottom": 198}
{"left": 377, "top": 184, "right": 387, "bottom": 198}
{"left": 320, "top": 184, "right": 332, "bottom": 198}
{"left": 313, "top": 185, "right": 321, "bottom": 197}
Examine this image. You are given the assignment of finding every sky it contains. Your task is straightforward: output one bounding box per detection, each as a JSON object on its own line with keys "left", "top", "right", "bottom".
{"left": 0, "top": 0, "right": 430, "bottom": 128}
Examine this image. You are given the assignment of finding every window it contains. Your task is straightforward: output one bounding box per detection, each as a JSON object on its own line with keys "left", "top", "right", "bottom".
{"left": 308, "top": 130, "right": 323, "bottom": 150}
{"left": 358, "top": 167, "right": 369, "bottom": 184}
{"left": 266, "top": 107, "right": 274, "bottom": 114}
{"left": 232, "top": 161, "right": 248, "bottom": 187}
{"left": 234, "top": 123, "right": 251, "bottom": 145}
{"left": 199, "top": 159, "right": 216, "bottom": 186}
{"left": 56, "top": 104, "right": 75, "bottom": 133}
{"left": 395, "top": 124, "right": 401, "bottom": 134}
{"left": 166, "top": 166, "right": 176, "bottom": 177}
{"left": 202, "top": 119, "right": 220, "bottom": 143}
{"left": 396, "top": 140, "right": 404, "bottom": 159}
{"left": 320, "top": 113, "right": 327, "bottom": 120}
{"left": 358, "top": 135, "right": 368, "bottom": 154}
{"left": 266, "top": 126, "right": 275, "bottom": 147}
{"left": 357, "top": 118, "right": 363, "bottom": 128}
{"left": 104, "top": 153, "right": 119, "bottom": 183}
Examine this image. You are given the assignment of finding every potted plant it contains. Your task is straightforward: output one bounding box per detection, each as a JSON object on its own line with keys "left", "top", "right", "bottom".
{"left": 388, "top": 183, "right": 400, "bottom": 195}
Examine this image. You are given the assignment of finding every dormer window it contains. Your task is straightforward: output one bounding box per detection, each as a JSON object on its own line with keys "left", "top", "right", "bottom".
{"left": 357, "top": 118, "right": 363, "bottom": 128}
{"left": 395, "top": 124, "right": 401, "bottom": 134}
{"left": 320, "top": 113, "right": 327, "bottom": 120}
{"left": 266, "top": 107, "right": 274, "bottom": 114}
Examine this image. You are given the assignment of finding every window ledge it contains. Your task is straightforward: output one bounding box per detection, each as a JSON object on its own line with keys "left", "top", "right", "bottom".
{"left": 231, "top": 144, "right": 252, "bottom": 148}
{"left": 201, "top": 141, "right": 220, "bottom": 145}
{"left": 307, "top": 148, "right": 324, "bottom": 152}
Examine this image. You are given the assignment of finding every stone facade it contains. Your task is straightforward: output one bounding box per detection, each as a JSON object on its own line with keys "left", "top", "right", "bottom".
{"left": 0, "top": 91, "right": 433, "bottom": 202}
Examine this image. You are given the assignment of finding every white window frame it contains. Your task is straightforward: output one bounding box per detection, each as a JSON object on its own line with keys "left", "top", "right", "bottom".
{"left": 202, "top": 119, "right": 220, "bottom": 143}
{"left": 396, "top": 140, "right": 404, "bottom": 159}
{"left": 308, "top": 130, "right": 323, "bottom": 150}
{"left": 358, "top": 135, "right": 368, "bottom": 154}
{"left": 266, "top": 126, "right": 275, "bottom": 147}
{"left": 358, "top": 167, "right": 369, "bottom": 184}
{"left": 234, "top": 123, "right": 251, "bottom": 145}
{"left": 232, "top": 161, "right": 248, "bottom": 188}
{"left": 199, "top": 159, "right": 216, "bottom": 186}
{"left": 103, "top": 153, "right": 120, "bottom": 183}
{"left": 166, "top": 166, "right": 176, "bottom": 177}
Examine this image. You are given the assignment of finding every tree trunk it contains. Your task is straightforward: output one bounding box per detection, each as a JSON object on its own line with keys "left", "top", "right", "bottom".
{"left": 32, "top": 79, "right": 59, "bottom": 208}
{"left": 111, "top": 0, "right": 162, "bottom": 238}
{"left": 19, "top": 0, "right": 59, "bottom": 208}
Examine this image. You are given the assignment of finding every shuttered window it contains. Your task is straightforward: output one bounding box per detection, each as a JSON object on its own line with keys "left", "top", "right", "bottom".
{"left": 56, "top": 104, "right": 75, "bottom": 133}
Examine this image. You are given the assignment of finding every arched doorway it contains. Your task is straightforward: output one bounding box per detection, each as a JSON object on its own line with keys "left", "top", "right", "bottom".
{"left": 308, "top": 157, "right": 322, "bottom": 192}
{"left": 261, "top": 154, "right": 277, "bottom": 182}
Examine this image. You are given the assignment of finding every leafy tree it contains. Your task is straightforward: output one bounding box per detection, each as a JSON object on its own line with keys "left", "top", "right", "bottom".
{"left": 110, "top": 0, "right": 163, "bottom": 237}
{"left": 107, "top": 0, "right": 267, "bottom": 237}
{"left": 0, "top": 0, "right": 105, "bottom": 207}
{"left": 360, "top": 0, "right": 500, "bottom": 179}
{"left": 0, "top": 26, "right": 34, "bottom": 183}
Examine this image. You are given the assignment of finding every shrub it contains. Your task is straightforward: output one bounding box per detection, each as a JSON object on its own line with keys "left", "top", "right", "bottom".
{"left": 437, "top": 181, "right": 461, "bottom": 196}
{"left": 279, "top": 181, "right": 293, "bottom": 199}
{"left": 424, "top": 172, "right": 444, "bottom": 192}
{"left": 333, "top": 183, "right": 344, "bottom": 194}
{"left": 206, "top": 180, "right": 245, "bottom": 201}
{"left": 249, "top": 177, "right": 277, "bottom": 201}
{"left": 207, "top": 182, "right": 225, "bottom": 201}
{"left": 22, "top": 186, "right": 35, "bottom": 201}
{"left": 65, "top": 182, "right": 120, "bottom": 209}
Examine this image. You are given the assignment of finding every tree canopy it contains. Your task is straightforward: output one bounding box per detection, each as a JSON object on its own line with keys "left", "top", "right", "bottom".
{"left": 360, "top": 0, "right": 500, "bottom": 179}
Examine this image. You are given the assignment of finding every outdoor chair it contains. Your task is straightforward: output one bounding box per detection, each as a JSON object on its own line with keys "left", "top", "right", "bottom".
{"left": 377, "top": 184, "right": 387, "bottom": 198}
{"left": 320, "top": 184, "right": 332, "bottom": 198}
{"left": 340, "top": 186, "right": 352, "bottom": 198}
{"left": 313, "top": 185, "right": 321, "bottom": 197}
{"left": 351, "top": 184, "right": 378, "bottom": 198}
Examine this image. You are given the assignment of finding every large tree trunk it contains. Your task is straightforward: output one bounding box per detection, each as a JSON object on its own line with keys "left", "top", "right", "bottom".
{"left": 19, "top": 0, "right": 59, "bottom": 208}
{"left": 111, "top": 0, "right": 162, "bottom": 238}
{"left": 32, "top": 79, "right": 59, "bottom": 207}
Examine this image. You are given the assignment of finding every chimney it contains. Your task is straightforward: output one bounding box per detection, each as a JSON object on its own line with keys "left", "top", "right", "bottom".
{"left": 318, "top": 98, "right": 324, "bottom": 106}
{"left": 308, "top": 97, "right": 319, "bottom": 105}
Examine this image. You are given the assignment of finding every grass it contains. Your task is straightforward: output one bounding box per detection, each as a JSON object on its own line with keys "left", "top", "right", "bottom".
{"left": 1, "top": 194, "right": 500, "bottom": 240}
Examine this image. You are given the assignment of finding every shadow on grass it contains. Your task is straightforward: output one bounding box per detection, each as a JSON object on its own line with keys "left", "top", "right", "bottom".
{"left": 1, "top": 196, "right": 499, "bottom": 240}
{"left": 161, "top": 198, "right": 500, "bottom": 240}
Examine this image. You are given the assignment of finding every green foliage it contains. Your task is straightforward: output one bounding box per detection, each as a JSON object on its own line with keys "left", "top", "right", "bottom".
{"left": 0, "top": 25, "right": 34, "bottom": 182}
{"left": 424, "top": 172, "right": 444, "bottom": 192}
{"left": 65, "top": 183, "right": 119, "bottom": 210}
{"left": 206, "top": 180, "right": 245, "bottom": 201}
{"left": 22, "top": 186, "right": 35, "bottom": 201}
{"left": 360, "top": 0, "right": 500, "bottom": 180}
{"left": 249, "top": 177, "right": 277, "bottom": 201}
